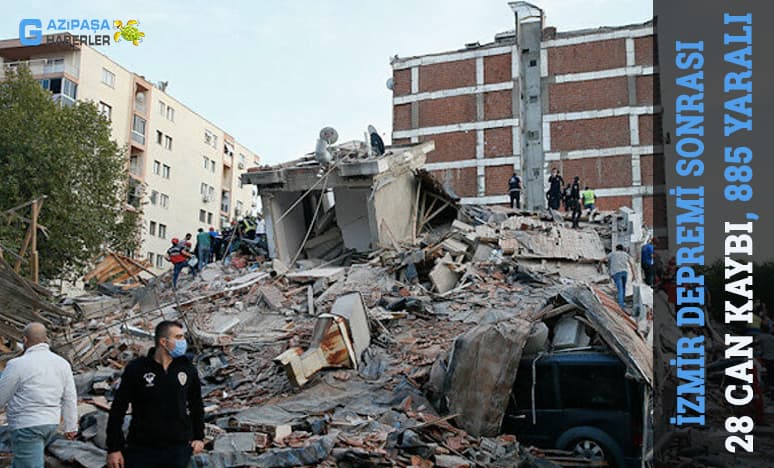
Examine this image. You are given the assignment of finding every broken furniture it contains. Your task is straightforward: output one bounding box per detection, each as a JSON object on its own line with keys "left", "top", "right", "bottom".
{"left": 275, "top": 292, "right": 371, "bottom": 386}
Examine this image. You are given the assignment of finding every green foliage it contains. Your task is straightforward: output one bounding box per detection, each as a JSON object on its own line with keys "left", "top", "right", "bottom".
{"left": 0, "top": 68, "right": 141, "bottom": 280}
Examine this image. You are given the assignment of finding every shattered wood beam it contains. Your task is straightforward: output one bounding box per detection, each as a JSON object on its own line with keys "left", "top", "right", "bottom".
{"left": 421, "top": 200, "right": 452, "bottom": 229}
{"left": 109, "top": 251, "right": 146, "bottom": 286}
{"left": 411, "top": 184, "right": 422, "bottom": 242}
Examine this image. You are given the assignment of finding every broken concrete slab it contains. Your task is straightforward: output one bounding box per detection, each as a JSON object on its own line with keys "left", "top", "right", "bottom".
{"left": 258, "top": 284, "right": 286, "bottom": 310}
{"left": 286, "top": 267, "right": 346, "bottom": 283}
{"left": 451, "top": 220, "right": 474, "bottom": 233}
{"left": 435, "top": 454, "right": 472, "bottom": 468}
{"left": 472, "top": 244, "right": 494, "bottom": 262}
{"left": 551, "top": 315, "right": 590, "bottom": 349}
{"left": 254, "top": 435, "right": 334, "bottom": 468}
{"left": 441, "top": 238, "right": 469, "bottom": 256}
{"left": 429, "top": 261, "right": 461, "bottom": 294}
{"left": 511, "top": 227, "right": 605, "bottom": 262}
{"left": 442, "top": 317, "right": 533, "bottom": 437}
{"left": 213, "top": 432, "right": 259, "bottom": 452}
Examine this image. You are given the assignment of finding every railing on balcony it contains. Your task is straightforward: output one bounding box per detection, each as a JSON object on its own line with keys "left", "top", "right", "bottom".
{"left": 1, "top": 58, "right": 80, "bottom": 79}
{"left": 131, "top": 115, "right": 146, "bottom": 146}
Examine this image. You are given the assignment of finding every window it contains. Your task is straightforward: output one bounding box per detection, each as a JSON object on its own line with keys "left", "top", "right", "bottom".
{"left": 156, "top": 130, "right": 163, "bottom": 145}
{"left": 62, "top": 78, "right": 77, "bottom": 102}
{"left": 164, "top": 135, "right": 173, "bottom": 150}
{"left": 166, "top": 106, "right": 175, "bottom": 122}
{"left": 199, "top": 209, "right": 206, "bottom": 222}
{"left": 162, "top": 164, "right": 170, "bottom": 179}
{"left": 160, "top": 193, "right": 169, "bottom": 208}
{"left": 200, "top": 183, "right": 208, "bottom": 196}
{"left": 129, "top": 154, "right": 141, "bottom": 176}
{"left": 131, "top": 115, "right": 146, "bottom": 145}
{"left": 208, "top": 186, "right": 215, "bottom": 199}
{"left": 158, "top": 224, "right": 167, "bottom": 239}
{"left": 254, "top": 157, "right": 260, "bottom": 166}
{"left": 98, "top": 102, "right": 112, "bottom": 121}
{"left": 211, "top": 160, "right": 216, "bottom": 173}
{"left": 238, "top": 153, "right": 246, "bottom": 169}
{"left": 159, "top": 100, "right": 166, "bottom": 116}
{"left": 147, "top": 252, "right": 155, "bottom": 265}
{"left": 207, "top": 212, "right": 213, "bottom": 225}
{"left": 204, "top": 130, "right": 213, "bottom": 145}
{"left": 149, "top": 190, "right": 159, "bottom": 205}
{"left": 558, "top": 365, "right": 627, "bottom": 410}
{"left": 236, "top": 200, "right": 244, "bottom": 216}
{"left": 149, "top": 221, "right": 157, "bottom": 236}
{"left": 153, "top": 160, "right": 161, "bottom": 175}
{"left": 156, "top": 255, "right": 164, "bottom": 269}
{"left": 203, "top": 156, "right": 209, "bottom": 169}
{"left": 238, "top": 177, "right": 244, "bottom": 188}
{"left": 225, "top": 142, "right": 235, "bottom": 157}
{"left": 101, "top": 68, "right": 115, "bottom": 88}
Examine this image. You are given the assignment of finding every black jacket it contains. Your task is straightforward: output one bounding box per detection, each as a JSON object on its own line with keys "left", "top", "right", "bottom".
{"left": 106, "top": 350, "right": 204, "bottom": 453}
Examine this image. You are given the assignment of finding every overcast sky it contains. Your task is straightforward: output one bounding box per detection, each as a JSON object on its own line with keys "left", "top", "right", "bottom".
{"left": 1, "top": 0, "right": 652, "bottom": 165}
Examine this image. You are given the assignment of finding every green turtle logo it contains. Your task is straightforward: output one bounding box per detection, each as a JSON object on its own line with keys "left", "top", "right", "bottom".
{"left": 113, "top": 20, "right": 145, "bottom": 46}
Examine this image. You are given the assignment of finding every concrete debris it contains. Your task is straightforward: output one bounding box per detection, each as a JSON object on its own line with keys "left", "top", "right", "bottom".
{"left": 0, "top": 198, "right": 655, "bottom": 467}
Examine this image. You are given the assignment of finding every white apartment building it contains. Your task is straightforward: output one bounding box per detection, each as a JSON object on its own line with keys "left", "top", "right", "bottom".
{"left": 0, "top": 36, "right": 260, "bottom": 272}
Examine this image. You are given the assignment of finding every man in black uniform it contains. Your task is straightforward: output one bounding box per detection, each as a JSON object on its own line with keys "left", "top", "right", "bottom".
{"left": 569, "top": 176, "right": 582, "bottom": 228}
{"left": 106, "top": 321, "right": 204, "bottom": 468}
{"left": 547, "top": 167, "right": 564, "bottom": 210}
{"left": 507, "top": 172, "right": 523, "bottom": 209}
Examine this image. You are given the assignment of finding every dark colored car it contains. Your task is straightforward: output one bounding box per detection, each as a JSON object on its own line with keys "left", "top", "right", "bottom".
{"left": 501, "top": 350, "right": 644, "bottom": 468}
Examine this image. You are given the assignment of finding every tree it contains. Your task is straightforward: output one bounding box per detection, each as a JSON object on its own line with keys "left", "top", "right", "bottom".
{"left": 0, "top": 68, "right": 141, "bottom": 281}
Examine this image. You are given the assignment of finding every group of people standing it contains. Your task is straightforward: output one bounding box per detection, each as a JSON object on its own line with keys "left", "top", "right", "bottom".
{"left": 508, "top": 168, "right": 596, "bottom": 229}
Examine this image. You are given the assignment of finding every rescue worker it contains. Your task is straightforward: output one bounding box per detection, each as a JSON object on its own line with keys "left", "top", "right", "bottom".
{"left": 165, "top": 238, "right": 192, "bottom": 289}
{"left": 106, "top": 321, "right": 204, "bottom": 468}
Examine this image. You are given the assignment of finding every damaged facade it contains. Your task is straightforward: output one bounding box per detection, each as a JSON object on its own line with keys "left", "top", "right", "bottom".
{"left": 390, "top": 2, "right": 664, "bottom": 230}
{"left": 241, "top": 141, "right": 457, "bottom": 264}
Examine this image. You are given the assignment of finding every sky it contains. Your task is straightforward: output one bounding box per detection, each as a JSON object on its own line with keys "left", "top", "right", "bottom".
{"left": 1, "top": 0, "right": 653, "bottom": 165}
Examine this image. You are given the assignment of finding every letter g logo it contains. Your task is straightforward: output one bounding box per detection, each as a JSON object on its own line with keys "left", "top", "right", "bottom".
{"left": 19, "top": 19, "right": 42, "bottom": 46}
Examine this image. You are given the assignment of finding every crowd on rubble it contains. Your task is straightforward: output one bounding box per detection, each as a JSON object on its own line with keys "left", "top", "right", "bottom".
{"left": 507, "top": 167, "right": 598, "bottom": 229}
{"left": 165, "top": 215, "right": 269, "bottom": 289}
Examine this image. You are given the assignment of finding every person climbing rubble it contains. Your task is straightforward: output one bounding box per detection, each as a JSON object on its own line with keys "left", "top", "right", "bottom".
{"left": 600, "top": 244, "right": 634, "bottom": 309}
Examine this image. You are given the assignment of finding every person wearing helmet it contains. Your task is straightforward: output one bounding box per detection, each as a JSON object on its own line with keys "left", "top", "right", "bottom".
{"left": 165, "top": 238, "right": 192, "bottom": 289}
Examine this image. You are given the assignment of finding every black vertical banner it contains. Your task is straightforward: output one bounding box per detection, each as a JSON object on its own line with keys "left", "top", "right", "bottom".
{"left": 654, "top": 0, "right": 774, "bottom": 465}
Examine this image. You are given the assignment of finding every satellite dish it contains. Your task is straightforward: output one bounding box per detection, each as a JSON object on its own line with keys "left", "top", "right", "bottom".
{"left": 319, "top": 127, "right": 338, "bottom": 145}
{"left": 386, "top": 77, "right": 394, "bottom": 90}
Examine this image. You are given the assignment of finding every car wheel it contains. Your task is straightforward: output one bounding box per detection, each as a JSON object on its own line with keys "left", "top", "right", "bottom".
{"left": 571, "top": 438, "right": 606, "bottom": 461}
{"left": 556, "top": 426, "right": 625, "bottom": 468}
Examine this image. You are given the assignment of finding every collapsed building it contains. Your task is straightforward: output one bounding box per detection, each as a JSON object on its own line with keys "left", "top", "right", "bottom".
{"left": 0, "top": 126, "right": 665, "bottom": 466}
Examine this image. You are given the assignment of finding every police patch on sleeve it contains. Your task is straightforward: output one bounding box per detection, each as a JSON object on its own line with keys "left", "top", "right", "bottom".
{"left": 178, "top": 371, "right": 187, "bottom": 386}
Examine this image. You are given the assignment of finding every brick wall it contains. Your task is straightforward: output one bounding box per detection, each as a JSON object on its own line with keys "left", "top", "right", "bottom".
{"left": 393, "top": 68, "right": 412, "bottom": 96}
{"left": 548, "top": 39, "right": 626, "bottom": 75}
{"left": 550, "top": 116, "right": 630, "bottom": 151}
{"left": 419, "top": 95, "right": 476, "bottom": 127}
{"left": 391, "top": 29, "right": 658, "bottom": 211}
{"left": 561, "top": 155, "right": 633, "bottom": 189}
{"left": 549, "top": 77, "right": 628, "bottom": 113}
{"left": 484, "top": 53, "right": 511, "bottom": 84}
{"left": 642, "top": 194, "right": 667, "bottom": 227}
{"left": 420, "top": 132, "right": 475, "bottom": 163}
{"left": 431, "top": 167, "right": 477, "bottom": 198}
{"left": 484, "top": 90, "right": 513, "bottom": 120}
{"left": 419, "top": 59, "right": 475, "bottom": 92}
{"left": 393, "top": 104, "right": 411, "bottom": 131}
{"left": 596, "top": 195, "right": 632, "bottom": 211}
{"left": 484, "top": 127, "right": 512, "bottom": 157}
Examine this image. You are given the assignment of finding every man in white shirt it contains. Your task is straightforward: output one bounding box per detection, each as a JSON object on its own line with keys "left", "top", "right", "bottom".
{"left": 0, "top": 323, "right": 78, "bottom": 468}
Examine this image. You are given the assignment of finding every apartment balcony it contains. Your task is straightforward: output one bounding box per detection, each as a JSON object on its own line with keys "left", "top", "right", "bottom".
{"left": 0, "top": 58, "right": 79, "bottom": 79}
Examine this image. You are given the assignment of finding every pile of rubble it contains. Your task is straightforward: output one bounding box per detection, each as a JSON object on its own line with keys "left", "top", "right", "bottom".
{"left": 0, "top": 204, "right": 654, "bottom": 467}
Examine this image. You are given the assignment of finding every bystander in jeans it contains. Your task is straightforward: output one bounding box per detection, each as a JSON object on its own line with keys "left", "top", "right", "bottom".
{"left": 602, "top": 244, "right": 633, "bottom": 309}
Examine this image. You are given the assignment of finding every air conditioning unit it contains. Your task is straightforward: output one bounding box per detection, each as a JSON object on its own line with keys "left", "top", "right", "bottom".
{"left": 238, "top": 162, "right": 245, "bottom": 169}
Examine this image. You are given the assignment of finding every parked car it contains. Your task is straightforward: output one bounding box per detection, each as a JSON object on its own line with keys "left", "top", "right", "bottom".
{"left": 501, "top": 350, "right": 644, "bottom": 468}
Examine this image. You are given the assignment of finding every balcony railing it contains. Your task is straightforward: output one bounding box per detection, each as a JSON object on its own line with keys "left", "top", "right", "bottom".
{"left": 1, "top": 58, "right": 80, "bottom": 79}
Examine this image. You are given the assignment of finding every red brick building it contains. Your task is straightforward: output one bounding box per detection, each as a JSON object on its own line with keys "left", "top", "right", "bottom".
{"left": 390, "top": 3, "right": 663, "bottom": 227}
